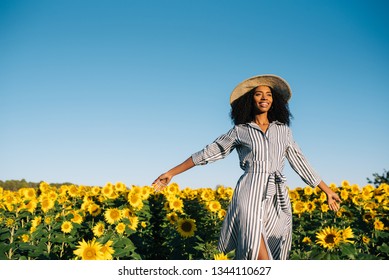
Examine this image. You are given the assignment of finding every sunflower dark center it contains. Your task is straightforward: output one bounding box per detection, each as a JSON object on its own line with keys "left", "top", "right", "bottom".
{"left": 324, "top": 234, "right": 335, "bottom": 244}
{"left": 181, "top": 221, "right": 192, "bottom": 232}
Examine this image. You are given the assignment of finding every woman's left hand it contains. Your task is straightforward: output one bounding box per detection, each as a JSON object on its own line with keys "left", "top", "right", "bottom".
{"left": 327, "top": 191, "right": 341, "bottom": 212}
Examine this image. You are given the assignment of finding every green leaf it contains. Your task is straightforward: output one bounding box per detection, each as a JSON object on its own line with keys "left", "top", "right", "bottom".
{"left": 0, "top": 231, "right": 10, "bottom": 242}
{"left": 357, "top": 253, "right": 380, "bottom": 260}
{"left": 340, "top": 243, "right": 357, "bottom": 259}
{"left": 18, "top": 243, "right": 38, "bottom": 251}
{"left": 0, "top": 244, "right": 10, "bottom": 260}
{"left": 0, "top": 227, "right": 10, "bottom": 234}
{"left": 377, "top": 243, "right": 389, "bottom": 254}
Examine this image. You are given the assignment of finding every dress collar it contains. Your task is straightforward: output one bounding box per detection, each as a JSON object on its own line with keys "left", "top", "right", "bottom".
{"left": 247, "top": 120, "right": 283, "bottom": 130}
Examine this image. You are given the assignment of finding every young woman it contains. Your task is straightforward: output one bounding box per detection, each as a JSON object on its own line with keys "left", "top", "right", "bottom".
{"left": 153, "top": 74, "right": 341, "bottom": 260}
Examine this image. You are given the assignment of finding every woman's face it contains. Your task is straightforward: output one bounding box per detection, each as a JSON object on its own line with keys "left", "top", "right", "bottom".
{"left": 253, "top": 85, "right": 273, "bottom": 114}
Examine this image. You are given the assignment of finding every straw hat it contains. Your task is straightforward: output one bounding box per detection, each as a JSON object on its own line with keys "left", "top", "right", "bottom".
{"left": 230, "top": 74, "right": 292, "bottom": 105}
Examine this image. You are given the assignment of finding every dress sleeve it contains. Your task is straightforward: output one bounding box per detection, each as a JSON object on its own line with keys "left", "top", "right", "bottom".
{"left": 285, "top": 128, "right": 322, "bottom": 187}
{"left": 191, "top": 126, "right": 239, "bottom": 166}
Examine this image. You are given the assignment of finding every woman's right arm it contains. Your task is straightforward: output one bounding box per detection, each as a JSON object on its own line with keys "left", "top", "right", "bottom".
{"left": 152, "top": 157, "right": 195, "bottom": 188}
{"left": 153, "top": 126, "right": 238, "bottom": 190}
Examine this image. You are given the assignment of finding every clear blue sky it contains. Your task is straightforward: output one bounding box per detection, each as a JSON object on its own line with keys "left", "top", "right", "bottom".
{"left": 1, "top": 0, "right": 388, "bottom": 189}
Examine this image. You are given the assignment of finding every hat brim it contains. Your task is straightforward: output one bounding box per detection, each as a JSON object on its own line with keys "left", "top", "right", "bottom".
{"left": 230, "top": 74, "right": 292, "bottom": 105}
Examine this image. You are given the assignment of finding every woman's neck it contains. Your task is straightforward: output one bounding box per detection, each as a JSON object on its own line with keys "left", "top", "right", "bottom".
{"left": 254, "top": 114, "right": 269, "bottom": 125}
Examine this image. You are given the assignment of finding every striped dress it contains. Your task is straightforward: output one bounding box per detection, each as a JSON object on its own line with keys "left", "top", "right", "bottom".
{"left": 191, "top": 121, "right": 321, "bottom": 260}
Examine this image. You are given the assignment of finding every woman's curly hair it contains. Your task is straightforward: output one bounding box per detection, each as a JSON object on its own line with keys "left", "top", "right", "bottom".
{"left": 230, "top": 87, "right": 292, "bottom": 126}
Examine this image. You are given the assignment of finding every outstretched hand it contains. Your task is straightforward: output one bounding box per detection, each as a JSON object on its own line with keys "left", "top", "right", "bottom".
{"left": 152, "top": 172, "right": 172, "bottom": 192}
{"left": 327, "top": 191, "right": 341, "bottom": 212}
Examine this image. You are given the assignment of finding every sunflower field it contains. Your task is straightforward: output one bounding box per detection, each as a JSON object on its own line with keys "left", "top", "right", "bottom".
{"left": 0, "top": 181, "right": 388, "bottom": 260}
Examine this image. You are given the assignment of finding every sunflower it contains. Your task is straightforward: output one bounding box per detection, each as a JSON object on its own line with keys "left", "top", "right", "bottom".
{"left": 375, "top": 195, "right": 385, "bottom": 203}
{"left": 176, "top": 218, "right": 196, "bottom": 238}
{"left": 92, "top": 222, "right": 105, "bottom": 237}
{"left": 362, "top": 235, "right": 370, "bottom": 244}
{"left": 88, "top": 203, "right": 101, "bottom": 217}
{"left": 292, "top": 201, "right": 306, "bottom": 214}
{"left": 361, "top": 187, "right": 373, "bottom": 201}
{"left": 218, "top": 209, "right": 227, "bottom": 220}
{"left": 128, "top": 216, "right": 139, "bottom": 231}
{"left": 316, "top": 226, "right": 342, "bottom": 250}
{"left": 81, "top": 199, "right": 92, "bottom": 212}
{"left": 374, "top": 219, "right": 384, "bottom": 231}
{"left": 363, "top": 202, "right": 377, "bottom": 211}
{"left": 340, "top": 226, "right": 354, "bottom": 243}
{"left": 362, "top": 211, "right": 376, "bottom": 223}
{"left": 128, "top": 193, "right": 143, "bottom": 210}
{"left": 71, "top": 211, "right": 83, "bottom": 224}
{"left": 351, "top": 184, "right": 360, "bottom": 195}
{"left": 288, "top": 189, "right": 300, "bottom": 201}
{"left": 91, "top": 186, "right": 101, "bottom": 196}
{"left": 57, "top": 195, "right": 69, "bottom": 206}
{"left": 129, "top": 185, "right": 142, "bottom": 196}
{"left": 5, "top": 218, "right": 15, "bottom": 228}
{"left": 115, "top": 222, "right": 126, "bottom": 234}
{"left": 40, "top": 197, "right": 55, "bottom": 213}
{"left": 68, "top": 185, "right": 79, "bottom": 198}
{"left": 47, "top": 190, "right": 58, "bottom": 201}
{"left": 207, "top": 200, "right": 221, "bottom": 213}
{"left": 304, "top": 186, "right": 313, "bottom": 196}
{"left": 20, "top": 234, "right": 30, "bottom": 243}
{"left": 341, "top": 180, "right": 350, "bottom": 188}
{"left": 23, "top": 188, "right": 36, "bottom": 200}
{"left": 336, "top": 208, "right": 344, "bottom": 218}
{"left": 25, "top": 200, "right": 38, "bottom": 213}
{"left": 104, "top": 208, "right": 122, "bottom": 224}
{"left": 223, "top": 188, "right": 234, "bottom": 201}
{"left": 214, "top": 252, "right": 229, "bottom": 260}
{"left": 305, "top": 201, "right": 316, "bottom": 213}
{"left": 140, "top": 187, "right": 151, "bottom": 200}
{"left": 61, "top": 221, "right": 73, "bottom": 234}
{"left": 182, "top": 188, "right": 197, "bottom": 200}
{"left": 165, "top": 183, "right": 180, "bottom": 195}
{"left": 216, "top": 185, "right": 226, "bottom": 196}
{"left": 340, "top": 189, "right": 349, "bottom": 201}
{"left": 31, "top": 216, "right": 42, "bottom": 228}
{"left": 166, "top": 212, "right": 178, "bottom": 224}
{"left": 302, "top": 237, "right": 312, "bottom": 244}
{"left": 74, "top": 239, "right": 104, "bottom": 260}
{"left": 4, "top": 193, "right": 15, "bottom": 204}
{"left": 120, "top": 208, "right": 133, "bottom": 220}
{"left": 168, "top": 198, "right": 184, "bottom": 212}
{"left": 100, "top": 240, "right": 114, "bottom": 260}
{"left": 39, "top": 181, "right": 50, "bottom": 192}
{"left": 313, "top": 186, "right": 321, "bottom": 196}
{"left": 321, "top": 204, "right": 329, "bottom": 213}
{"left": 352, "top": 195, "right": 364, "bottom": 206}
{"left": 329, "top": 183, "right": 338, "bottom": 192}
{"left": 319, "top": 192, "right": 327, "bottom": 203}
{"left": 5, "top": 203, "right": 14, "bottom": 212}
{"left": 380, "top": 183, "right": 389, "bottom": 195}
{"left": 364, "top": 184, "right": 375, "bottom": 192}
{"left": 200, "top": 189, "right": 215, "bottom": 202}
{"left": 114, "top": 182, "right": 127, "bottom": 193}
{"left": 101, "top": 183, "right": 115, "bottom": 199}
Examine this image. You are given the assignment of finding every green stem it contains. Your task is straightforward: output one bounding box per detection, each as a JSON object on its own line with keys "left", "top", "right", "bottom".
{"left": 60, "top": 241, "right": 65, "bottom": 258}
{"left": 8, "top": 226, "right": 15, "bottom": 259}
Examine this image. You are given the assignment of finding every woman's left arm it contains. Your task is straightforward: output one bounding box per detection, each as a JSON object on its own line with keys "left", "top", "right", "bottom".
{"left": 285, "top": 127, "right": 341, "bottom": 211}
{"left": 317, "top": 181, "right": 341, "bottom": 212}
